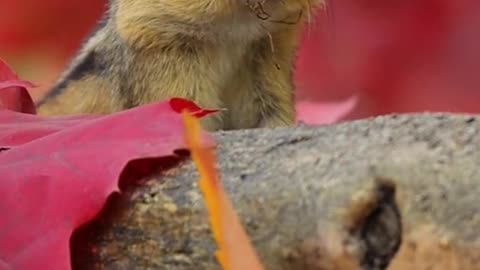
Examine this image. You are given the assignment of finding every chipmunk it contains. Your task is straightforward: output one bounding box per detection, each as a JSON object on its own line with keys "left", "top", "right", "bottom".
{"left": 36, "top": 0, "right": 323, "bottom": 131}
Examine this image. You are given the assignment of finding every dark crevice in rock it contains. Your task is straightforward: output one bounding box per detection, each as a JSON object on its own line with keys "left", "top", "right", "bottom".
{"left": 71, "top": 192, "right": 128, "bottom": 270}
{"left": 264, "top": 136, "right": 313, "bottom": 154}
{"left": 358, "top": 183, "right": 402, "bottom": 270}
{"left": 118, "top": 156, "right": 184, "bottom": 191}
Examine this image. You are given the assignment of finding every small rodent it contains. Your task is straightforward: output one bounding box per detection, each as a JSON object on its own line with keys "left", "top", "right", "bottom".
{"left": 37, "top": 0, "right": 323, "bottom": 131}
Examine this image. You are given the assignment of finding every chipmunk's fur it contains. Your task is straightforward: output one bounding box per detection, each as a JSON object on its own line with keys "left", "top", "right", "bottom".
{"left": 37, "top": 0, "right": 323, "bottom": 131}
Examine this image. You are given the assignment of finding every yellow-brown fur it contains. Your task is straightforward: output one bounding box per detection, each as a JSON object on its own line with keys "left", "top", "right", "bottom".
{"left": 37, "top": 0, "right": 323, "bottom": 131}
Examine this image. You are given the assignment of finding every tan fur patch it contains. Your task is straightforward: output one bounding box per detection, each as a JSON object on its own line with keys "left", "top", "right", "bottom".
{"left": 37, "top": 76, "right": 118, "bottom": 116}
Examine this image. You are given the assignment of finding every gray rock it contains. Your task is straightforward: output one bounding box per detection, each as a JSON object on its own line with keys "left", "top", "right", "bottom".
{"left": 71, "top": 113, "right": 480, "bottom": 270}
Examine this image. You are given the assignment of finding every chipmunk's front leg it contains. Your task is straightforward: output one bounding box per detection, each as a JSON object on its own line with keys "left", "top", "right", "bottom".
{"left": 256, "top": 94, "right": 295, "bottom": 128}
{"left": 255, "top": 28, "right": 300, "bottom": 129}
{"left": 258, "top": 106, "right": 295, "bottom": 128}
{"left": 256, "top": 69, "right": 295, "bottom": 129}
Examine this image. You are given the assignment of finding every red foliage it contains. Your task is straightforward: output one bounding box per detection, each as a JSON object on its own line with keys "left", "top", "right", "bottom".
{"left": 169, "top": 98, "right": 223, "bottom": 118}
{"left": 296, "top": 0, "right": 480, "bottom": 118}
{"left": 296, "top": 95, "right": 357, "bottom": 125}
{"left": 0, "top": 106, "right": 213, "bottom": 270}
{"left": 0, "top": 112, "right": 97, "bottom": 148}
{"left": 0, "top": 59, "right": 219, "bottom": 270}
{"left": 0, "top": 58, "right": 36, "bottom": 114}
{"left": 0, "top": 0, "right": 105, "bottom": 57}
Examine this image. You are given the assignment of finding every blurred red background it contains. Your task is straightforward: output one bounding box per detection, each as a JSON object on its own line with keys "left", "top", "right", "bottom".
{"left": 1, "top": 0, "right": 479, "bottom": 120}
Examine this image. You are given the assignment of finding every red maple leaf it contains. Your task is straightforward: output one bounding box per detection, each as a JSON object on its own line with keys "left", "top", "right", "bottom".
{"left": 296, "top": 96, "right": 357, "bottom": 125}
{"left": 0, "top": 58, "right": 36, "bottom": 114}
{"left": 0, "top": 57, "right": 219, "bottom": 270}
{"left": 0, "top": 101, "right": 216, "bottom": 270}
{"left": 169, "top": 98, "right": 223, "bottom": 118}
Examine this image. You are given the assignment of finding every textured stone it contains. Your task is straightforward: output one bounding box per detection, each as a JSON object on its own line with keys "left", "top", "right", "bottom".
{"left": 72, "top": 113, "right": 480, "bottom": 270}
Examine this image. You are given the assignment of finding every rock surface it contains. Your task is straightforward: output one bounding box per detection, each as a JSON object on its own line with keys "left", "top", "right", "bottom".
{"left": 72, "top": 113, "right": 480, "bottom": 270}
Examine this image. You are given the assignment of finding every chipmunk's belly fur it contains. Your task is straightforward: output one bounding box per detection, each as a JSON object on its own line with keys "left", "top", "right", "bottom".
{"left": 129, "top": 41, "right": 266, "bottom": 130}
